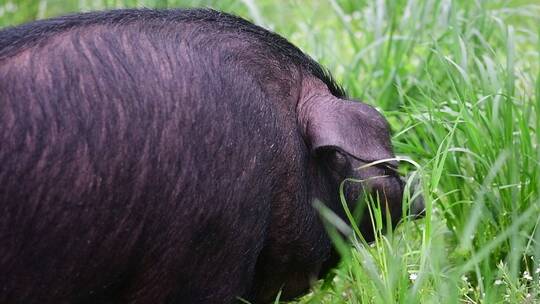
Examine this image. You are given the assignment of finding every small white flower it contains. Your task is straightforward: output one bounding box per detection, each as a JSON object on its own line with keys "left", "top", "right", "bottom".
{"left": 526, "top": 293, "right": 532, "bottom": 298}
{"left": 535, "top": 267, "right": 540, "bottom": 274}
{"left": 523, "top": 271, "right": 533, "bottom": 281}
{"left": 461, "top": 275, "right": 468, "bottom": 282}
{"left": 494, "top": 279, "right": 503, "bottom": 285}
{"left": 409, "top": 273, "right": 418, "bottom": 281}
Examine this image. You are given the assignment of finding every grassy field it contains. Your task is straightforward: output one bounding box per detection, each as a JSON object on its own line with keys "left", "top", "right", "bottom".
{"left": 2, "top": 0, "right": 539, "bottom": 303}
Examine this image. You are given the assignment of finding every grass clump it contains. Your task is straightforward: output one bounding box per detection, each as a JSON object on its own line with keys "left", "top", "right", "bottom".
{"left": 291, "top": 1, "right": 540, "bottom": 303}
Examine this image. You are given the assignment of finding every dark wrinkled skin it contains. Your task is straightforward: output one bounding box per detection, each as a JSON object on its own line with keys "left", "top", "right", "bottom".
{"left": 0, "top": 9, "right": 417, "bottom": 304}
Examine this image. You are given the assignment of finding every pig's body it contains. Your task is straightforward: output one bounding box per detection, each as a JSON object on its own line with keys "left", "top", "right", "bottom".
{"left": 0, "top": 9, "right": 406, "bottom": 303}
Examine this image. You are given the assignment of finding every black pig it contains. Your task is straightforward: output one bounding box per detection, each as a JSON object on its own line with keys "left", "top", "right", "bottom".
{"left": 0, "top": 8, "right": 420, "bottom": 304}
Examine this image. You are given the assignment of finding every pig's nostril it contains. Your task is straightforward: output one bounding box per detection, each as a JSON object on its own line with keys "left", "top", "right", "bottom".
{"left": 410, "top": 195, "right": 425, "bottom": 218}
{"left": 401, "top": 172, "right": 425, "bottom": 219}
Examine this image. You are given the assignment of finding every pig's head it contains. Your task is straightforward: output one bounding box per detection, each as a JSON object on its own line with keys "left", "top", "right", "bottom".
{"left": 298, "top": 80, "right": 424, "bottom": 243}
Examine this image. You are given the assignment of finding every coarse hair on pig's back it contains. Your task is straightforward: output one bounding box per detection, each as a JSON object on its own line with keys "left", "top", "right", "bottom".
{"left": 0, "top": 8, "right": 346, "bottom": 98}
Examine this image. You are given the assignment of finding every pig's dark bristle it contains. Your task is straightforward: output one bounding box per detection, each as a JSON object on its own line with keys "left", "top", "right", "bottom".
{"left": 0, "top": 8, "right": 346, "bottom": 98}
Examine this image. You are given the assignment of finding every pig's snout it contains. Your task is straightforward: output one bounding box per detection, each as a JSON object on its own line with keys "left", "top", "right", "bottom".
{"left": 408, "top": 178, "right": 425, "bottom": 218}
{"left": 361, "top": 167, "right": 425, "bottom": 222}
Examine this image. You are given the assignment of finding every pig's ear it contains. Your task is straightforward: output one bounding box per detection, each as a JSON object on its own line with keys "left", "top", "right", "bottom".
{"left": 300, "top": 97, "right": 394, "bottom": 162}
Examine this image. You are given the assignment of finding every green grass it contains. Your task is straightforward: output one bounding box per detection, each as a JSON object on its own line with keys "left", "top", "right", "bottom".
{"left": 2, "top": 0, "right": 539, "bottom": 303}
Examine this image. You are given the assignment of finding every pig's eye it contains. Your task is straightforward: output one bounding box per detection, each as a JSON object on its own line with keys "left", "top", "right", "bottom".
{"left": 324, "top": 150, "right": 350, "bottom": 173}
{"left": 333, "top": 150, "right": 347, "bottom": 164}
{"left": 380, "top": 163, "right": 399, "bottom": 177}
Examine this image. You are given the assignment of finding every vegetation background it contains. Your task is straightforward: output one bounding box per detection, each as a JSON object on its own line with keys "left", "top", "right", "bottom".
{"left": 1, "top": 0, "right": 539, "bottom": 303}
